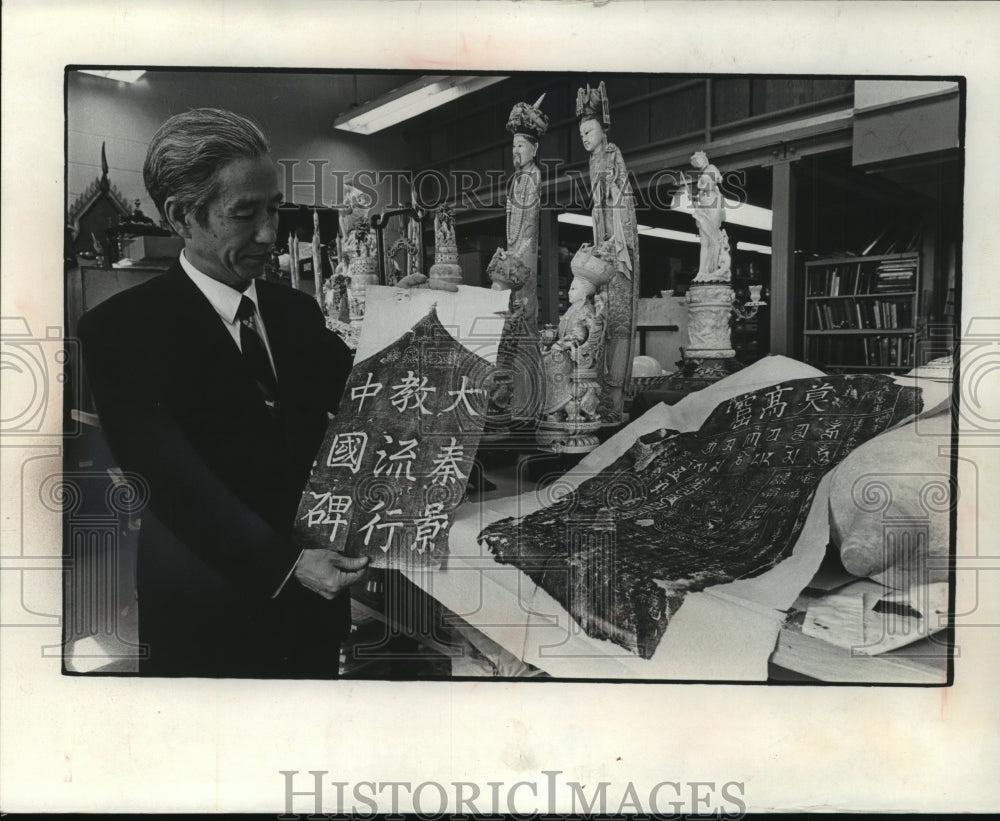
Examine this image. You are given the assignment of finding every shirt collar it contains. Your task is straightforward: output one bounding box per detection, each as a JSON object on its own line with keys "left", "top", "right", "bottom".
{"left": 179, "top": 250, "right": 260, "bottom": 324}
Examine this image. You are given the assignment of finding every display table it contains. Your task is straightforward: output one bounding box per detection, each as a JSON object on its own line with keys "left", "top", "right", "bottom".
{"left": 400, "top": 465, "right": 947, "bottom": 683}
{"left": 401, "top": 356, "right": 950, "bottom": 683}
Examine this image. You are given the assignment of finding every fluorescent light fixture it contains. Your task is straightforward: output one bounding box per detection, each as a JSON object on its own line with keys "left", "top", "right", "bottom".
{"left": 557, "top": 213, "right": 593, "bottom": 228}
{"left": 638, "top": 226, "right": 700, "bottom": 244}
{"left": 737, "top": 241, "right": 772, "bottom": 255}
{"left": 559, "top": 213, "right": 699, "bottom": 244}
{"left": 335, "top": 75, "right": 508, "bottom": 135}
{"left": 671, "top": 189, "right": 773, "bottom": 232}
{"left": 77, "top": 69, "right": 146, "bottom": 84}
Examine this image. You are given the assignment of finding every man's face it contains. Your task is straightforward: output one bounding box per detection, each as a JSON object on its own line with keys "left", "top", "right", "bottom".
{"left": 179, "top": 155, "right": 282, "bottom": 291}
{"left": 578, "top": 118, "right": 605, "bottom": 154}
{"left": 511, "top": 135, "right": 536, "bottom": 170}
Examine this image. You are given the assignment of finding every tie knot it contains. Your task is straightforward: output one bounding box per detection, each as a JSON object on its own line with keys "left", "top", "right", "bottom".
{"left": 236, "top": 296, "right": 256, "bottom": 322}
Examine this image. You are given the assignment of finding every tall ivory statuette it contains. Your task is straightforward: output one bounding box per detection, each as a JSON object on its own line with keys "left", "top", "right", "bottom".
{"left": 500, "top": 93, "right": 548, "bottom": 332}
{"left": 685, "top": 151, "right": 735, "bottom": 364}
{"left": 576, "top": 81, "right": 640, "bottom": 427}
{"left": 485, "top": 94, "right": 549, "bottom": 430}
{"left": 338, "top": 183, "right": 378, "bottom": 329}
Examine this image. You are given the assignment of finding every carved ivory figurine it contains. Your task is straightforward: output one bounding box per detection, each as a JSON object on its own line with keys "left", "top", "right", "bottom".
{"left": 576, "top": 81, "right": 640, "bottom": 426}
{"left": 479, "top": 95, "right": 550, "bottom": 429}
{"left": 428, "top": 203, "right": 463, "bottom": 286}
{"left": 503, "top": 94, "right": 548, "bottom": 333}
{"left": 337, "top": 183, "right": 378, "bottom": 328}
{"left": 682, "top": 150, "right": 736, "bottom": 368}
{"left": 538, "top": 242, "right": 614, "bottom": 453}
{"left": 689, "top": 150, "right": 730, "bottom": 282}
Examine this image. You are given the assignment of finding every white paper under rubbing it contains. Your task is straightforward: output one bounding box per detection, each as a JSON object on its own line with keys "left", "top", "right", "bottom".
{"left": 355, "top": 285, "right": 509, "bottom": 365}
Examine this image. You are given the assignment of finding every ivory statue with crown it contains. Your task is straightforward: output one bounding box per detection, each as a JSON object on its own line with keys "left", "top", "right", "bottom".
{"left": 574, "top": 80, "right": 641, "bottom": 429}
{"left": 537, "top": 240, "right": 616, "bottom": 454}
{"left": 481, "top": 93, "right": 551, "bottom": 436}
{"left": 498, "top": 93, "right": 548, "bottom": 332}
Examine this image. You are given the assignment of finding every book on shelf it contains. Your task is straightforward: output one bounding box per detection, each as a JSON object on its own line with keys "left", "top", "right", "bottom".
{"left": 804, "top": 252, "right": 918, "bottom": 370}
{"left": 809, "top": 296, "right": 912, "bottom": 331}
{"left": 809, "top": 257, "right": 916, "bottom": 298}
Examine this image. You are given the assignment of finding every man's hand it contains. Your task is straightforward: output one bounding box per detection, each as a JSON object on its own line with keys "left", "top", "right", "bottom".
{"left": 294, "top": 549, "right": 369, "bottom": 600}
{"left": 396, "top": 273, "right": 459, "bottom": 293}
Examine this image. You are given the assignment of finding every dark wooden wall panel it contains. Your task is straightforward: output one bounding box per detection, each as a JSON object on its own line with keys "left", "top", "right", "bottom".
{"left": 649, "top": 84, "right": 705, "bottom": 143}
{"left": 610, "top": 102, "right": 650, "bottom": 154}
{"left": 603, "top": 76, "right": 650, "bottom": 103}
{"left": 752, "top": 79, "right": 853, "bottom": 116}
{"left": 712, "top": 78, "right": 752, "bottom": 125}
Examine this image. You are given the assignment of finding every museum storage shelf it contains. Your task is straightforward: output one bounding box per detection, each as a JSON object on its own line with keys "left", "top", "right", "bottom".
{"left": 802, "top": 252, "right": 919, "bottom": 373}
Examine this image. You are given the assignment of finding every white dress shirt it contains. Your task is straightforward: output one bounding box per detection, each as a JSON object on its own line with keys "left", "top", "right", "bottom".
{"left": 179, "top": 251, "right": 278, "bottom": 376}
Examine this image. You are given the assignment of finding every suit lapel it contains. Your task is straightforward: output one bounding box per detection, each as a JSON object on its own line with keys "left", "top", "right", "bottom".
{"left": 162, "top": 264, "right": 273, "bottom": 415}
{"left": 256, "top": 281, "right": 298, "bottom": 403}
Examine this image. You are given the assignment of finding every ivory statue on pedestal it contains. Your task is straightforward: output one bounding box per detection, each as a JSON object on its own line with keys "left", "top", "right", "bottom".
{"left": 689, "top": 150, "right": 730, "bottom": 283}
{"left": 537, "top": 242, "right": 614, "bottom": 454}
{"left": 502, "top": 94, "right": 548, "bottom": 333}
{"left": 428, "top": 204, "right": 463, "bottom": 286}
{"left": 337, "top": 183, "right": 378, "bottom": 330}
{"left": 483, "top": 95, "right": 550, "bottom": 430}
{"left": 684, "top": 151, "right": 736, "bottom": 368}
{"left": 576, "top": 81, "right": 640, "bottom": 427}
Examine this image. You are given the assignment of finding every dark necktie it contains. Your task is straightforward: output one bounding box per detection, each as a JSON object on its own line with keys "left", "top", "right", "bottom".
{"left": 235, "top": 295, "right": 278, "bottom": 407}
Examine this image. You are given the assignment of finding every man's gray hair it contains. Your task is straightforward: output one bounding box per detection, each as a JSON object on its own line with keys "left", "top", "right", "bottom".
{"left": 143, "top": 108, "right": 271, "bottom": 225}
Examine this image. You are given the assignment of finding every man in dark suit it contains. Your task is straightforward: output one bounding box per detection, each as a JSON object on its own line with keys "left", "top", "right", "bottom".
{"left": 78, "top": 108, "right": 368, "bottom": 678}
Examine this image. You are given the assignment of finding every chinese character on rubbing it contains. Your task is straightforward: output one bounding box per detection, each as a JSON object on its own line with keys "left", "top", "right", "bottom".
{"left": 351, "top": 372, "right": 384, "bottom": 411}
{"left": 729, "top": 395, "right": 754, "bottom": 429}
{"left": 801, "top": 382, "right": 836, "bottom": 413}
{"left": 413, "top": 502, "right": 448, "bottom": 554}
{"left": 326, "top": 432, "right": 368, "bottom": 473}
{"left": 390, "top": 370, "right": 437, "bottom": 415}
{"left": 360, "top": 501, "right": 405, "bottom": 553}
{"left": 442, "top": 376, "right": 486, "bottom": 416}
{"left": 429, "top": 437, "right": 467, "bottom": 487}
{"left": 301, "top": 492, "right": 352, "bottom": 542}
{"left": 373, "top": 435, "right": 419, "bottom": 481}
{"left": 760, "top": 385, "right": 793, "bottom": 421}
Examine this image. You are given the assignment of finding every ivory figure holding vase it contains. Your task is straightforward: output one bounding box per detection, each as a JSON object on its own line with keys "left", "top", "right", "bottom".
{"left": 576, "top": 81, "right": 640, "bottom": 427}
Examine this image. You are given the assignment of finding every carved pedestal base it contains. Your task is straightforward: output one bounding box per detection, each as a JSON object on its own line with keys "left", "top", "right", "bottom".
{"left": 347, "top": 261, "right": 379, "bottom": 327}
{"left": 537, "top": 366, "right": 603, "bottom": 454}
{"left": 536, "top": 419, "right": 602, "bottom": 454}
{"left": 429, "top": 244, "right": 463, "bottom": 286}
{"left": 686, "top": 282, "right": 735, "bottom": 359}
{"left": 662, "top": 356, "right": 744, "bottom": 392}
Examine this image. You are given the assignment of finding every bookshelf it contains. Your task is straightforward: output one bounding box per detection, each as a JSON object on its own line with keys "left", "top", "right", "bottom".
{"left": 803, "top": 252, "right": 919, "bottom": 372}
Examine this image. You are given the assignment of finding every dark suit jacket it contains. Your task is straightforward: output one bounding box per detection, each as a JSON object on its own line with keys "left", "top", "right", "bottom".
{"left": 77, "top": 262, "right": 354, "bottom": 678}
